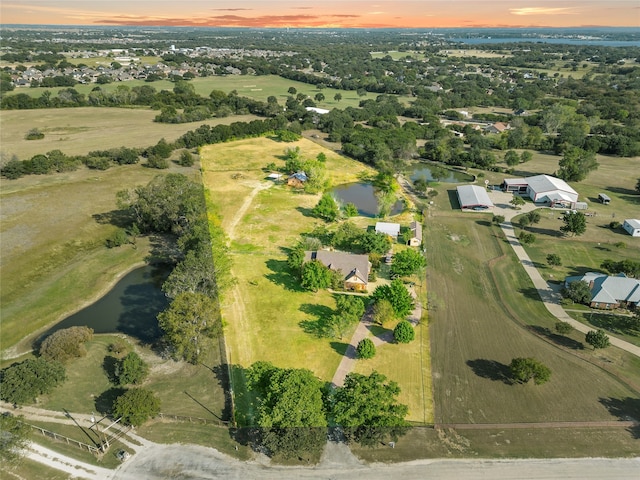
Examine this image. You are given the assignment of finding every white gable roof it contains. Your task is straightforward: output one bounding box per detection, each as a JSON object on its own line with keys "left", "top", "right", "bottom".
{"left": 526, "top": 174, "right": 577, "bottom": 196}
{"left": 375, "top": 222, "right": 401, "bottom": 236}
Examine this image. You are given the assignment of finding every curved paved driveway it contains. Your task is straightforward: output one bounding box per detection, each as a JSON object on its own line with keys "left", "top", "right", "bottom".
{"left": 489, "top": 191, "right": 640, "bottom": 358}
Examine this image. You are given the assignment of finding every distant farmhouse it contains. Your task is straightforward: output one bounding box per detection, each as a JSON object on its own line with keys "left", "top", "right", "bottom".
{"left": 287, "top": 171, "right": 308, "bottom": 188}
{"left": 623, "top": 219, "right": 640, "bottom": 237}
{"left": 304, "top": 251, "right": 371, "bottom": 292}
{"left": 375, "top": 222, "right": 401, "bottom": 239}
{"left": 501, "top": 174, "right": 578, "bottom": 209}
{"left": 456, "top": 185, "right": 494, "bottom": 210}
{"left": 565, "top": 273, "right": 640, "bottom": 310}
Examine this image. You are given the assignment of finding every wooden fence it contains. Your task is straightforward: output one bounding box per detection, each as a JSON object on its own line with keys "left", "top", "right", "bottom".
{"left": 27, "top": 422, "right": 101, "bottom": 455}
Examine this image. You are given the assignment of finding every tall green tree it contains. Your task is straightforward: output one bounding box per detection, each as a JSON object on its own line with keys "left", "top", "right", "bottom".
{"left": 112, "top": 388, "right": 160, "bottom": 426}
{"left": 558, "top": 146, "right": 598, "bottom": 182}
{"left": 301, "top": 260, "right": 333, "bottom": 292}
{"left": 509, "top": 358, "right": 551, "bottom": 385}
{"left": 157, "top": 292, "right": 221, "bottom": 364}
{"left": 393, "top": 320, "right": 415, "bottom": 343}
{"left": 390, "top": 249, "right": 426, "bottom": 278}
{"left": 246, "top": 362, "right": 327, "bottom": 459}
{"left": 372, "top": 279, "right": 414, "bottom": 318}
{"left": 115, "top": 352, "right": 149, "bottom": 386}
{"left": 356, "top": 338, "right": 376, "bottom": 359}
{"left": 0, "top": 358, "right": 66, "bottom": 405}
{"left": 312, "top": 193, "right": 339, "bottom": 222}
{"left": 332, "top": 372, "right": 409, "bottom": 446}
{"left": 560, "top": 211, "right": 587, "bottom": 236}
{"left": 563, "top": 280, "right": 592, "bottom": 304}
{"left": 0, "top": 414, "right": 30, "bottom": 464}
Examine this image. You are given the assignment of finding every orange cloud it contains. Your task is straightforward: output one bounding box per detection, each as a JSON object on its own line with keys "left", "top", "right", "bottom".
{"left": 510, "top": 7, "right": 576, "bottom": 16}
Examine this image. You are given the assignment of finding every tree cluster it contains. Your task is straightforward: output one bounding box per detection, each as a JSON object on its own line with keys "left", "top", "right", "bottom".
{"left": 0, "top": 358, "right": 66, "bottom": 405}
{"left": 39, "top": 326, "right": 94, "bottom": 363}
{"left": 509, "top": 357, "right": 551, "bottom": 385}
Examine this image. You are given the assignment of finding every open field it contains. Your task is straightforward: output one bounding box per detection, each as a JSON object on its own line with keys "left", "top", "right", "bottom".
{"left": 4, "top": 75, "right": 394, "bottom": 110}
{"left": 0, "top": 107, "right": 259, "bottom": 158}
{"left": 0, "top": 162, "right": 199, "bottom": 354}
{"left": 426, "top": 210, "right": 639, "bottom": 424}
{"left": 1, "top": 457, "right": 74, "bottom": 480}
{"left": 36, "top": 334, "right": 227, "bottom": 420}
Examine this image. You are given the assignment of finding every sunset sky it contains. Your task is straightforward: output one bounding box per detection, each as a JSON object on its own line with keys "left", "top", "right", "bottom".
{"left": 1, "top": 1, "right": 639, "bottom": 28}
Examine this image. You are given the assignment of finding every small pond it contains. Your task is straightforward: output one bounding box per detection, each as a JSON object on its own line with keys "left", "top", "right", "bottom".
{"left": 42, "top": 264, "right": 170, "bottom": 344}
{"left": 408, "top": 164, "right": 474, "bottom": 183}
{"left": 332, "top": 182, "right": 404, "bottom": 217}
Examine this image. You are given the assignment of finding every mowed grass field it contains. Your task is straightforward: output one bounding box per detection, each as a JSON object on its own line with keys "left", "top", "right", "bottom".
{"left": 201, "top": 136, "right": 433, "bottom": 424}
{"left": 426, "top": 210, "right": 640, "bottom": 424}
{"left": 4, "top": 74, "right": 391, "bottom": 111}
{"left": 0, "top": 161, "right": 199, "bottom": 353}
{"left": 0, "top": 107, "right": 259, "bottom": 158}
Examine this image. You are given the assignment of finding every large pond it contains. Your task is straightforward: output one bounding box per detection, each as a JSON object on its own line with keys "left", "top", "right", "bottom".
{"left": 332, "top": 182, "right": 404, "bottom": 217}
{"left": 42, "top": 264, "right": 170, "bottom": 344}
{"left": 408, "top": 164, "right": 475, "bottom": 184}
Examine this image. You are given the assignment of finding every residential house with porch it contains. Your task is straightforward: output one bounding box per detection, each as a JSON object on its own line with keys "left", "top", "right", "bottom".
{"left": 304, "top": 250, "right": 371, "bottom": 292}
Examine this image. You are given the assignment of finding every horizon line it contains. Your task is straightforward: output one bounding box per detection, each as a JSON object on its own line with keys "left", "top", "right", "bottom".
{"left": 2, "top": 24, "right": 640, "bottom": 29}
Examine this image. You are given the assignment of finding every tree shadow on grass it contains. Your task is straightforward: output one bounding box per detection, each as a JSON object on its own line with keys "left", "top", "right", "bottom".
{"left": 264, "top": 259, "right": 304, "bottom": 292}
{"left": 330, "top": 341, "right": 350, "bottom": 356}
{"left": 519, "top": 286, "right": 543, "bottom": 302}
{"left": 599, "top": 397, "right": 640, "bottom": 439}
{"left": 92, "top": 209, "right": 133, "bottom": 229}
{"left": 102, "top": 355, "right": 119, "bottom": 384}
{"left": 466, "top": 359, "right": 512, "bottom": 384}
{"left": 526, "top": 226, "right": 564, "bottom": 238}
{"left": 298, "top": 303, "right": 334, "bottom": 338}
{"left": 295, "top": 206, "right": 315, "bottom": 218}
{"left": 528, "top": 325, "right": 585, "bottom": 350}
{"left": 94, "top": 387, "right": 126, "bottom": 416}
{"left": 211, "top": 364, "right": 233, "bottom": 422}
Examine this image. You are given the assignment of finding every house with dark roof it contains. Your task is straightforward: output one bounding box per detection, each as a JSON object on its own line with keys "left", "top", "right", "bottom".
{"left": 564, "top": 272, "right": 640, "bottom": 310}
{"left": 304, "top": 250, "right": 371, "bottom": 292}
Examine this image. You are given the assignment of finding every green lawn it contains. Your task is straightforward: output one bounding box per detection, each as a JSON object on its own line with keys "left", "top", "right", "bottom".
{"left": 426, "top": 210, "right": 640, "bottom": 424}
{"left": 4, "top": 75, "right": 391, "bottom": 110}
{"left": 0, "top": 107, "right": 260, "bottom": 158}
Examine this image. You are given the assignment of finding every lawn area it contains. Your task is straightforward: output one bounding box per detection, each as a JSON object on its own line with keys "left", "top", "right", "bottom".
{"left": 39, "top": 334, "right": 228, "bottom": 421}
{"left": 3, "top": 75, "right": 389, "bottom": 110}
{"left": 2, "top": 458, "right": 75, "bottom": 480}
{"left": 425, "top": 208, "right": 640, "bottom": 425}
{"left": 0, "top": 162, "right": 199, "bottom": 354}
{"left": 0, "top": 107, "right": 260, "bottom": 158}
{"left": 201, "top": 136, "right": 433, "bottom": 427}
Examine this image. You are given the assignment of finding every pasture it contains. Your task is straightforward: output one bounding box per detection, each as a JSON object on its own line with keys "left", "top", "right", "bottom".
{"left": 4, "top": 75, "right": 390, "bottom": 110}
{"left": 0, "top": 161, "right": 199, "bottom": 353}
{"left": 0, "top": 107, "right": 259, "bottom": 159}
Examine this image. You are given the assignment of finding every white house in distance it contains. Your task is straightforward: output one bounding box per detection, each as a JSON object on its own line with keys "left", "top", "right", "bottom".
{"left": 501, "top": 174, "right": 578, "bottom": 209}
{"left": 375, "top": 222, "right": 400, "bottom": 239}
{"left": 456, "top": 185, "right": 494, "bottom": 210}
{"left": 623, "top": 219, "right": 640, "bottom": 237}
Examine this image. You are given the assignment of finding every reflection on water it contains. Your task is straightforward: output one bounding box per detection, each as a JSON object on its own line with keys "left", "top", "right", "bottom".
{"left": 409, "top": 164, "right": 474, "bottom": 183}
{"left": 43, "top": 264, "right": 170, "bottom": 344}
{"left": 332, "top": 182, "right": 404, "bottom": 217}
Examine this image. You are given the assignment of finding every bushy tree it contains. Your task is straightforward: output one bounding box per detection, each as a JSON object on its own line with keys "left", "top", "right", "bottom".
{"left": 518, "top": 232, "right": 536, "bottom": 244}
{"left": 390, "top": 249, "right": 426, "bottom": 278}
{"left": 558, "top": 146, "right": 598, "bottom": 182}
{"left": 504, "top": 150, "right": 520, "bottom": 166}
{"left": 510, "top": 196, "right": 525, "bottom": 208}
{"left": 332, "top": 372, "right": 408, "bottom": 446}
{"left": 563, "top": 280, "right": 591, "bottom": 304}
{"left": 373, "top": 298, "right": 395, "bottom": 325}
{"left": 157, "top": 292, "right": 221, "bottom": 364}
{"left": 393, "top": 321, "right": 415, "bottom": 343}
{"left": 115, "top": 352, "right": 149, "bottom": 386}
{"left": 586, "top": 329, "right": 610, "bottom": 349}
{"left": 560, "top": 211, "right": 586, "bottom": 237}
{"left": 526, "top": 210, "right": 541, "bottom": 224}
{"left": 0, "top": 413, "right": 30, "bottom": 464}
{"left": 343, "top": 202, "right": 359, "bottom": 217}
{"left": 509, "top": 357, "right": 551, "bottom": 385}
{"left": 312, "top": 193, "right": 339, "bottom": 222}
{"left": 372, "top": 279, "right": 414, "bottom": 319}
{"left": 555, "top": 321, "right": 573, "bottom": 335}
{"left": 246, "top": 362, "right": 327, "bottom": 459}
{"left": 179, "top": 150, "right": 195, "bottom": 166}
{"left": 336, "top": 295, "right": 365, "bottom": 320}
{"left": 112, "top": 388, "right": 160, "bottom": 426}
{"left": 356, "top": 338, "right": 376, "bottom": 359}
{"left": 0, "top": 358, "right": 66, "bottom": 405}
{"left": 546, "top": 253, "right": 562, "bottom": 266}
{"left": 39, "top": 326, "right": 93, "bottom": 363}
{"left": 492, "top": 215, "right": 505, "bottom": 224}
{"left": 301, "top": 260, "right": 332, "bottom": 292}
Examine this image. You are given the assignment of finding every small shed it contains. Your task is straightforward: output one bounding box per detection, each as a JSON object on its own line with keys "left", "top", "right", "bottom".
{"left": 598, "top": 193, "right": 611, "bottom": 205}
{"left": 622, "top": 219, "right": 640, "bottom": 237}
{"left": 287, "top": 171, "right": 308, "bottom": 188}
{"left": 375, "top": 222, "right": 401, "bottom": 238}
{"left": 408, "top": 221, "right": 422, "bottom": 247}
